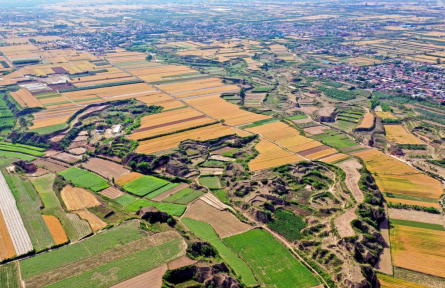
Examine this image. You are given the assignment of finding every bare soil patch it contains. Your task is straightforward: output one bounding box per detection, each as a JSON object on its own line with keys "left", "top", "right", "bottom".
{"left": 74, "top": 209, "right": 107, "bottom": 231}
{"left": 334, "top": 207, "right": 357, "bottom": 238}
{"left": 304, "top": 126, "right": 328, "bottom": 135}
{"left": 32, "top": 159, "right": 68, "bottom": 173}
{"left": 388, "top": 208, "right": 444, "bottom": 226}
{"left": 200, "top": 167, "right": 224, "bottom": 175}
{"left": 82, "top": 158, "right": 130, "bottom": 180}
{"left": 210, "top": 147, "right": 234, "bottom": 155}
{"left": 51, "top": 152, "right": 82, "bottom": 164}
{"left": 152, "top": 183, "right": 189, "bottom": 202}
{"left": 375, "top": 205, "right": 393, "bottom": 275}
{"left": 168, "top": 256, "right": 197, "bottom": 270}
{"left": 26, "top": 168, "right": 49, "bottom": 177}
{"left": 67, "top": 147, "right": 87, "bottom": 155}
{"left": 183, "top": 200, "right": 250, "bottom": 238}
{"left": 61, "top": 185, "right": 101, "bottom": 211}
{"left": 99, "top": 186, "right": 124, "bottom": 199}
{"left": 110, "top": 264, "right": 168, "bottom": 288}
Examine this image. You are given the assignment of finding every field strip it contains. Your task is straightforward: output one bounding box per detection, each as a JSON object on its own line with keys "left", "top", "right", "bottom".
{"left": 0, "top": 171, "right": 33, "bottom": 256}
{"left": 101, "top": 90, "right": 157, "bottom": 100}
{"left": 171, "top": 85, "right": 232, "bottom": 96}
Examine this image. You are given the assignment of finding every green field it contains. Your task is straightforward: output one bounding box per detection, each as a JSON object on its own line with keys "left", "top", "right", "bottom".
{"left": 163, "top": 188, "right": 204, "bottom": 204}
{"left": 3, "top": 170, "right": 55, "bottom": 251}
{"left": 20, "top": 221, "right": 144, "bottom": 279}
{"left": 0, "top": 142, "right": 45, "bottom": 156}
{"left": 145, "top": 182, "right": 179, "bottom": 199}
{"left": 29, "top": 123, "right": 67, "bottom": 135}
{"left": 59, "top": 167, "right": 109, "bottom": 192}
{"left": 125, "top": 199, "right": 186, "bottom": 216}
{"left": 182, "top": 218, "right": 258, "bottom": 286}
{"left": 211, "top": 189, "right": 229, "bottom": 204}
{"left": 384, "top": 193, "right": 439, "bottom": 204}
{"left": 46, "top": 237, "right": 183, "bottom": 288}
{"left": 312, "top": 129, "right": 357, "bottom": 151}
{"left": 114, "top": 194, "right": 137, "bottom": 206}
{"left": 0, "top": 151, "right": 36, "bottom": 161}
{"left": 30, "top": 173, "right": 92, "bottom": 241}
{"left": 0, "top": 262, "right": 20, "bottom": 288}
{"left": 329, "top": 120, "right": 357, "bottom": 132}
{"left": 390, "top": 219, "right": 445, "bottom": 231}
{"left": 224, "top": 229, "right": 319, "bottom": 288}
{"left": 287, "top": 115, "right": 307, "bottom": 120}
{"left": 267, "top": 210, "right": 307, "bottom": 241}
{"left": 199, "top": 176, "right": 221, "bottom": 189}
{"left": 122, "top": 175, "right": 168, "bottom": 196}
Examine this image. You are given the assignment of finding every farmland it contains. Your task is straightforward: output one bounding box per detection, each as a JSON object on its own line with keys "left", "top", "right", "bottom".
{"left": 162, "top": 188, "right": 203, "bottom": 204}
{"left": 125, "top": 199, "right": 186, "bottom": 216}
{"left": 224, "top": 229, "right": 319, "bottom": 288}
{"left": 385, "top": 125, "right": 423, "bottom": 145}
{"left": 61, "top": 185, "right": 101, "bottom": 211}
{"left": 122, "top": 175, "right": 169, "bottom": 196}
{"left": 59, "top": 168, "right": 109, "bottom": 192}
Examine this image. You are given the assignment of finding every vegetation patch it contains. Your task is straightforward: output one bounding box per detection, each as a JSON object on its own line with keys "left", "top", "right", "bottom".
{"left": 199, "top": 176, "right": 221, "bottom": 189}
{"left": 267, "top": 209, "right": 307, "bottom": 241}
{"left": 125, "top": 199, "right": 186, "bottom": 216}
{"left": 59, "top": 167, "right": 110, "bottom": 192}
{"left": 122, "top": 175, "right": 169, "bottom": 197}
{"left": 163, "top": 188, "right": 204, "bottom": 204}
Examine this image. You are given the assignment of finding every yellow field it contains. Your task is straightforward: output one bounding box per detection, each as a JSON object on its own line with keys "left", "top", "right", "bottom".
{"left": 354, "top": 149, "right": 442, "bottom": 199}
{"left": 127, "top": 65, "right": 196, "bottom": 82}
{"left": 105, "top": 51, "right": 147, "bottom": 64}
{"left": 128, "top": 108, "right": 214, "bottom": 140}
{"left": 357, "top": 113, "right": 375, "bottom": 129}
{"left": 320, "top": 153, "right": 349, "bottom": 164}
{"left": 63, "top": 83, "right": 155, "bottom": 100}
{"left": 173, "top": 85, "right": 239, "bottom": 98}
{"left": 158, "top": 78, "right": 225, "bottom": 94}
{"left": 378, "top": 274, "right": 428, "bottom": 288}
{"left": 185, "top": 94, "right": 270, "bottom": 126}
{"left": 10, "top": 89, "right": 42, "bottom": 108}
{"left": 136, "top": 92, "right": 184, "bottom": 110}
{"left": 115, "top": 172, "right": 144, "bottom": 186}
{"left": 136, "top": 124, "right": 234, "bottom": 154}
{"left": 249, "top": 139, "right": 303, "bottom": 171}
{"left": 376, "top": 111, "right": 396, "bottom": 120}
{"left": 306, "top": 148, "right": 338, "bottom": 160}
{"left": 386, "top": 197, "right": 441, "bottom": 209}
{"left": 385, "top": 125, "right": 423, "bottom": 145}
{"left": 391, "top": 224, "right": 445, "bottom": 278}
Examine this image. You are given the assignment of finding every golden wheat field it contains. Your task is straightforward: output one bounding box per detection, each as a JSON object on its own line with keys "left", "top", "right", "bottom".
{"left": 376, "top": 111, "right": 396, "bottom": 120}
{"left": 158, "top": 78, "right": 225, "bottom": 94}
{"left": 185, "top": 94, "right": 270, "bottom": 126}
{"left": 248, "top": 139, "right": 303, "bottom": 171}
{"left": 384, "top": 125, "right": 423, "bottom": 145}
{"left": 378, "top": 274, "right": 428, "bottom": 288}
{"left": 10, "top": 89, "right": 42, "bottom": 108}
{"left": 391, "top": 224, "right": 445, "bottom": 279}
{"left": 357, "top": 112, "right": 375, "bottom": 129}
{"left": 354, "top": 149, "right": 443, "bottom": 199}
{"left": 136, "top": 124, "right": 234, "bottom": 154}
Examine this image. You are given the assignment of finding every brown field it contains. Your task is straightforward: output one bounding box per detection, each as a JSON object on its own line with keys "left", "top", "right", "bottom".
{"left": 378, "top": 274, "right": 429, "bottom": 288}
{"left": 388, "top": 208, "right": 444, "bottom": 225}
{"left": 354, "top": 149, "right": 442, "bottom": 199}
{"left": 185, "top": 94, "right": 270, "bottom": 126}
{"left": 115, "top": 172, "right": 144, "bottom": 186}
{"left": 61, "top": 185, "right": 101, "bottom": 211}
{"left": 357, "top": 112, "right": 375, "bottom": 129}
{"left": 10, "top": 88, "right": 43, "bottom": 108}
{"left": 82, "top": 158, "right": 130, "bottom": 180}
{"left": 128, "top": 108, "right": 214, "bottom": 140}
{"left": 152, "top": 183, "right": 189, "bottom": 202}
{"left": 168, "top": 256, "right": 197, "bottom": 270}
{"left": 74, "top": 209, "right": 107, "bottom": 231}
{"left": 183, "top": 199, "right": 251, "bottom": 238}
{"left": 136, "top": 124, "right": 234, "bottom": 154}
{"left": 99, "top": 187, "right": 124, "bottom": 199}
{"left": 42, "top": 215, "right": 68, "bottom": 245}
{"left": 32, "top": 159, "right": 68, "bottom": 172}
{"left": 0, "top": 209, "right": 16, "bottom": 260}
{"left": 306, "top": 148, "right": 338, "bottom": 160}
{"left": 248, "top": 138, "right": 303, "bottom": 171}
{"left": 391, "top": 224, "right": 445, "bottom": 278}
{"left": 111, "top": 264, "right": 168, "bottom": 288}
{"left": 385, "top": 125, "right": 423, "bottom": 145}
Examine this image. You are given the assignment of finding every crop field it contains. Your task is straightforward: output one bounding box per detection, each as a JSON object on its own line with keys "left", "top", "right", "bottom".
{"left": 122, "top": 175, "right": 169, "bottom": 197}
{"left": 357, "top": 112, "right": 375, "bottom": 129}
{"left": 74, "top": 209, "right": 107, "bottom": 231}
{"left": 128, "top": 108, "right": 214, "bottom": 140}
{"left": 0, "top": 262, "right": 20, "bottom": 288}
{"left": 158, "top": 77, "right": 228, "bottom": 94}
{"left": 378, "top": 274, "right": 428, "bottom": 288}
{"left": 198, "top": 176, "right": 221, "bottom": 189}
{"left": 185, "top": 94, "right": 270, "bottom": 126}
{"left": 125, "top": 199, "right": 186, "bottom": 216}
{"left": 135, "top": 123, "right": 234, "bottom": 154}
{"left": 62, "top": 83, "right": 155, "bottom": 101}
{"left": 183, "top": 200, "right": 250, "bottom": 238}
{"left": 30, "top": 174, "right": 92, "bottom": 241}
{"left": 312, "top": 129, "right": 357, "bottom": 151}
{"left": 319, "top": 153, "right": 350, "bottom": 163}
{"left": 391, "top": 224, "right": 445, "bottom": 278}
{"left": 128, "top": 65, "right": 198, "bottom": 83}
{"left": 135, "top": 92, "right": 184, "bottom": 110}
{"left": 267, "top": 210, "right": 306, "bottom": 242}
{"left": 385, "top": 125, "right": 423, "bottom": 145}
{"left": 59, "top": 167, "right": 109, "bottom": 192}
{"left": 249, "top": 139, "right": 303, "bottom": 171}
{"left": 2, "top": 170, "right": 52, "bottom": 254}
{"left": 0, "top": 142, "right": 45, "bottom": 157}
{"left": 162, "top": 188, "right": 203, "bottom": 204}
{"left": 181, "top": 218, "right": 258, "bottom": 286}
{"left": 115, "top": 172, "right": 144, "bottom": 186}
{"left": 376, "top": 111, "right": 396, "bottom": 120}
{"left": 385, "top": 197, "right": 441, "bottom": 209}
{"left": 10, "top": 88, "right": 43, "bottom": 108}
{"left": 82, "top": 158, "right": 130, "bottom": 180}
{"left": 42, "top": 215, "right": 68, "bottom": 245}
{"left": 61, "top": 185, "right": 101, "bottom": 211}
{"left": 224, "top": 229, "right": 319, "bottom": 288}
{"left": 98, "top": 186, "right": 124, "bottom": 199}
{"left": 114, "top": 194, "right": 137, "bottom": 207}
{"left": 354, "top": 149, "right": 443, "bottom": 200}
{"left": 146, "top": 183, "right": 181, "bottom": 200}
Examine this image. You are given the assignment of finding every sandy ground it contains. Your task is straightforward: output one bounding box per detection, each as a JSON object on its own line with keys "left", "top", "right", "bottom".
{"left": 375, "top": 204, "right": 393, "bottom": 275}
{"left": 182, "top": 200, "right": 250, "bottom": 238}
{"left": 337, "top": 159, "right": 364, "bottom": 203}
{"left": 334, "top": 207, "right": 357, "bottom": 238}
{"left": 389, "top": 208, "right": 445, "bottom": 226}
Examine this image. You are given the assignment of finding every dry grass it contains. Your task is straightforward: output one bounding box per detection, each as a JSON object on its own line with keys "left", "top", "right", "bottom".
{"left": 391, "top": 224, "right": 445, "bottom": 278}
{"left": 385, "top": 125, "right": 423, "bottom": 145}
